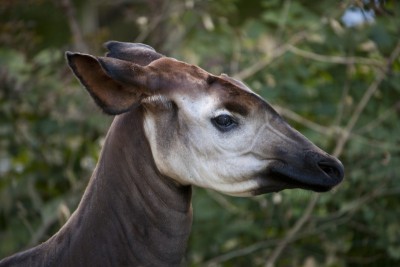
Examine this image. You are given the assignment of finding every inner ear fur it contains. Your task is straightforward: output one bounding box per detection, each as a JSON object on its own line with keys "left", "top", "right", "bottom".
{"left": 66, "top": 52, "right": 146, "bottom": 115}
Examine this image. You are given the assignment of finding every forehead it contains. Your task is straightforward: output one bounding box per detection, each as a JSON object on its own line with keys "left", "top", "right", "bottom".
{"left": 149, "top": 57, "right": 267, "bottom": 108}
{"left": 208, "top": 76, "right": 269, "bottom": 116}
{"left": 149, "top": 57, "right": 209, "bottom": 87}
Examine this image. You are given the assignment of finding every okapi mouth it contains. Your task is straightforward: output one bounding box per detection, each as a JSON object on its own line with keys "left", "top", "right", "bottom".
{"left": 254, "top": 155, "right": 344, "bottom": 194}
{"left": 267, "top": 170, "right": 335, "bottom": 193}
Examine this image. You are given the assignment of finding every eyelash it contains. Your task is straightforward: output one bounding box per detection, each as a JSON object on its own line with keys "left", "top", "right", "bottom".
{"left": 211, "top": 114, "right": 238, "bottom": 132}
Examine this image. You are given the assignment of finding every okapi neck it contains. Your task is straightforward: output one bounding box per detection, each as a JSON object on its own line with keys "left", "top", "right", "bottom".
{"left": 62, "top": 107, "right": 193, "bottom": 266}
{"left": 3, "top": 107, "right": 193, "bottom": 267}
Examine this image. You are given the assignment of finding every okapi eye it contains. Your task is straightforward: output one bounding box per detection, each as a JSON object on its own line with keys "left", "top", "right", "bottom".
{"left": 212, "top": 114, "right": 237, "bottom": 132}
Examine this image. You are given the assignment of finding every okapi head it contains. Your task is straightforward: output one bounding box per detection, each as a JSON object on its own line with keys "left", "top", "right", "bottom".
{"left": 67, "top": 41, "right": 344, "bottom": 197}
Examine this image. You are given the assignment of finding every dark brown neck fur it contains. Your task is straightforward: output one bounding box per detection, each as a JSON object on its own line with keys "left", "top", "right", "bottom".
{"left": 0, "top": 107, "right": 193, "bottom": 267}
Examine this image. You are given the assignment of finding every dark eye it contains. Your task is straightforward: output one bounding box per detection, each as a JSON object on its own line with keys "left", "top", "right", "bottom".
{"left": 211, "top": 114, "right": 238, "bottom": 132}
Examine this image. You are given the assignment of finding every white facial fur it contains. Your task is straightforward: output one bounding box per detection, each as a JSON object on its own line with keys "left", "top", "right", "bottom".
{"left": 143, "top": 91, "right": 276, "bottom": 197}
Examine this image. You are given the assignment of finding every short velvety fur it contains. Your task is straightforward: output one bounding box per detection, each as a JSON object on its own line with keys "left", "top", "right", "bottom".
{"left": 0, "top": 41, "right": 344, "bottom": 266}
{"left": 0, "top": 109, "right": 192, "bottom": 267}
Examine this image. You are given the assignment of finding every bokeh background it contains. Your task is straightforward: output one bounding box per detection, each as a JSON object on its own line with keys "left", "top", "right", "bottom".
{"left": 1, "top": 1, "right": 399, "bottom": 266}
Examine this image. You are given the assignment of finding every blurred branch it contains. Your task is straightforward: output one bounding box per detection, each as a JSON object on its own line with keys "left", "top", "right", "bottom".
{"left": 317, "top": 183, "right": 396, "bottom": 224}
{"left": 28, "top": 212, "right": 59, "bottom": 247}
{"left": 277, "top": 104, "right": 400, "bottom": 151}
{"left": 287, "top": 45, "right": 385, "bottom": 67}
{"left": 206, "top": 181, "right": 399, "bottom": 267}
{"left": 348, "top": 133, "right": 400, "bottom": 151}
{"left": 206, "top": 190, "right": 247, "bottom": 215}
{"left": 205, "top": 240, "right": 277, "bottom": 267}
{"left": 233, "top": 32, "right": 306, "bottom": 80}
{"left": 274, "top": 105, "right": 331, "bottom": 135}
{"left": 28, "top": 193, "right": 81, "bottom": 247}
{"left": 134, "top": 2, "right": 168, "bottom": 43}
{"left": 234, "top": 33, "right": 385, "bottom": 81}
{"left": 276, "top": 0, "right": 291, "bottom": 41}
{"left": 134, "top": 1, "right": 187, "bottom": 51}
{"left": 276, "top": 104, "right": 400, "bottom": 151}
{"left": 60, "top": 0, "right": 89, "bottom": 53}
{"left": 264, "top": 193, "right": 320, "bottom": 267}
{"left": 356, "top": 102, "right": 400, "bottom": 134}
{"left": 333, "top": 39, "right": 400, "bottom": 157}
{"left": 334, "top": 56, "right": 353, "bottom": 128}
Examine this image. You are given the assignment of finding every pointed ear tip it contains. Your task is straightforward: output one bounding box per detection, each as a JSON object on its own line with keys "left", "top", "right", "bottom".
{"left": 103, "top": 40, "right": 118, "bottom": 49}
{"left": 103, "top": 41, "right": 111, "bottom": 47}
{"left": 65, "top": 52, "right": 97, "bottom": 61}
{"left": 65, "top": 51, "right": 73, "bottom": 59}
{"left": 65, "top": 51, "right": 84, "bottom": 61}
{"left": 65, "top": 52, "right": 77, "bottom": 66}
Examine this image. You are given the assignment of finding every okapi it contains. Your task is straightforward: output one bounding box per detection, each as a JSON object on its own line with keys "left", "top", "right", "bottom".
{"left": 0, "top": 41, "right": 344, "bottom": 266}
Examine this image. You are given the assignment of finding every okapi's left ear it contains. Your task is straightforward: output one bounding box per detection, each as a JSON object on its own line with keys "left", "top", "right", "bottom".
{"left": 66, "top": 52, "right": 156, "bottom": 115}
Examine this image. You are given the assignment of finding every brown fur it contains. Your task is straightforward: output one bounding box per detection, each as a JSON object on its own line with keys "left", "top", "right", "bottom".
{"left": 0, "top": 41, "right": 343, "bottom": 266}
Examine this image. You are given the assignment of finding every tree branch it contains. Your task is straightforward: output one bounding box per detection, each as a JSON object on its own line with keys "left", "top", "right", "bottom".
{"left": 356, "top": 102, "right": 400, "bottom": 134}
{"left": 274, "top": 105, "right": 332, "bottom": 135}
{"left": 264, "top": 193, "right": 320, "bottom": 267}
{"left": 60, "top": 0, "right": 89, "bottom": 53}
{"left": 333, "top": 39, "right": 400, "bottom": 157}
{"left": 287, "top": 44, "right": 384, "bottom": 67}
{"left": 233, "top": 32, "right": 306, "bottom": 80}
{"left": 204, "top": 240, "right": 276, "bottom": 267}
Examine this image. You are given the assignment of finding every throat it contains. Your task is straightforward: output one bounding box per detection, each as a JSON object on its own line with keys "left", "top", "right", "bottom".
{"left": 1, "top": 109, "right": 193, "bottom": 267}
{"left": 61, "top": 110, "right": 194, "bottom": 266}
{"left": 49, "top": 171, "right": 193, "bottom": 267}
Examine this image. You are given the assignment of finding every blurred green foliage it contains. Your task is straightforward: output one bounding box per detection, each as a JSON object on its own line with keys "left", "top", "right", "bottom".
{"left": 1, "top": 0, "right": 399, "bottom": 266}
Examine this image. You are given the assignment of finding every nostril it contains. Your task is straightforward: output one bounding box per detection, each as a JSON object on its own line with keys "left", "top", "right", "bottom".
{"left": 318, "top": 160, "right": 344, "bottom": 181}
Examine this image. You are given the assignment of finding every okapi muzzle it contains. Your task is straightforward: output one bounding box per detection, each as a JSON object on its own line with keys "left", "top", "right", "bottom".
{"left": 254, "top": 113, "right": 344, "bottom": 194}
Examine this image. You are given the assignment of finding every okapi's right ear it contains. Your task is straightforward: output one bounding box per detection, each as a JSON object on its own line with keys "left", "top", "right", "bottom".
{"left": 66, "top": 52, "right": 149, "bottom": 115}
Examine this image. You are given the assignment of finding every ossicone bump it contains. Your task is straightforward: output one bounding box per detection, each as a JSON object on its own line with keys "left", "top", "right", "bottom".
{"left": 206, "top": 75, "right": 218, "bottom": 85}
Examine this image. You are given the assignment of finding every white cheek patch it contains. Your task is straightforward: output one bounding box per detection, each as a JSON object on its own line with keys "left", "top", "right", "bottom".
{"left": 188, "top": 155, "right": 267, "bottom": 196}
{"left": 143, "top": 95, "right": 270, "bottom": 196}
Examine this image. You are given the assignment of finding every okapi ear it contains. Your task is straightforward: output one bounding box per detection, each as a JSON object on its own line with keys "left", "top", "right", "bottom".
{"left": 104, "top": 41, "right": 163, "bottom": 66}
{"left": 66, "top": 52, "right": 151, "bottom": 115}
